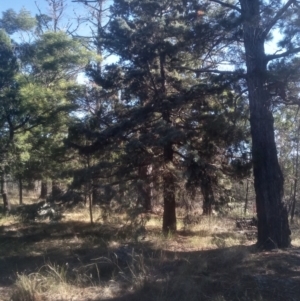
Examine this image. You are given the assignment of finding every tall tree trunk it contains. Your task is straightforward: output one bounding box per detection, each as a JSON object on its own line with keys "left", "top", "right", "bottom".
{"left": 19, "top": 177, "right": 23, "bottom": 205}
{"left": 92, "top": 179, "right": 101, "bottom": 205}
{"left": 137, "top": 165, "right": 152, "bottom": 211}
{"left": 40, "top": 180, "right": 48, "bottom": 199}
{"left": 86, "top": 154, "right": 93, "bottom": 224}
{"left": 51, "top": 180, "right": 61, "bottom": 201}
{"left": 89, "top": 183, "right": 94, "bottom": 225}
{"left": 1, "top": 172, "right": 11, "bottom": 212}
{"left": 162, "top": 143, "right": 176, "bottom": 234}
{"left": 84, "top": 182, "right": 88, "bottom": 206}
{"left": 160, "top": 53, "right": 176, "bottom": 234}
{"left": 201, "top": 173, "right": 215, "bottom": 215}
{"left": 291, "top": 123, "right": 300, "bottom": 223}
{"left": 244, "top": 179, "right": 249, "bottom": 216}
{"left": 240, "top": 0, "right": 290, "bottom": 249}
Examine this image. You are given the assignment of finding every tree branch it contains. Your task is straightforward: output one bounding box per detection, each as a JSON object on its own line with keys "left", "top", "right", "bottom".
{"left": 209, "top": 0, "right": 242, "bottom": 13}
{"left": 174, "top": 66, "right": 245, "bottom": 77}
{"left": 263, "top": 0, "right": 295, "bottom": 38}
{"left": 273, "top": 97, "right": 300, "bottom": 106}
{"left": 266, "top": 46, "right": 300, "bottom": 62}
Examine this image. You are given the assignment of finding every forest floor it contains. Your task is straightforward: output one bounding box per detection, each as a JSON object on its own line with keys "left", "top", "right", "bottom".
{"left": 1, "top": 199, "right": 300, "bottom": 301}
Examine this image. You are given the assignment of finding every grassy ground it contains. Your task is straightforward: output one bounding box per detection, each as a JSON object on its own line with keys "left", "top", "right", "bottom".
{"left": 1, "top": 198, "right": 300, "bottom": 301}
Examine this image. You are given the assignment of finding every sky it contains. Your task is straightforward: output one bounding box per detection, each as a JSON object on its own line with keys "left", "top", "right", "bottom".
{"left": 1, "top": 0, "right": 36, "bottom": 11}
{"left": 0, "top": 0, "right": 79, "bottom": 15}
{"left": 0, "top": 0, "right": 116, "bottom": 83}
{"left": 0, "top": 0, "right": 86, "bottom": 31}
{"left": 1, "top": 0, "right": 50, "bottom": 15}
{"left": 0, "top": 0, "right": 280, "bottom": 62}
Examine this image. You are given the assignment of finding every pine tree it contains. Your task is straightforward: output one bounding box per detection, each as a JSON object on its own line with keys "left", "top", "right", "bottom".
{"left": 69, "top": 0, "right": 249, "bottom": 233}
{"left": 0, "top": 8, "right": 95, "bottom": 204}
{"left": 202, "top": 0, "right": 300, "bottom": 248}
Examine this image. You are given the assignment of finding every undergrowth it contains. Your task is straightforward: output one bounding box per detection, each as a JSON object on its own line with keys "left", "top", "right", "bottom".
{"left": 4, "top": 206, "right": 300, "bottom": 301}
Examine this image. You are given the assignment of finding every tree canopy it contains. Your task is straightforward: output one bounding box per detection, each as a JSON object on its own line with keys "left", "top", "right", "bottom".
{"left": 2, "top": 0, "right": 300, "bottom": 250}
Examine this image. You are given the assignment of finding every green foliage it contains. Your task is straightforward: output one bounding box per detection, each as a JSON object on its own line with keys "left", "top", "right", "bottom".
{"left": 67, "top": 0, "right": 251, "bottom": 222}
{"left": 0, "top": 8, "right": 36, "bottom": 34}
{"left": 21, "top": 31, "right": 96, "bottom": 83}
{"left": 0, "top": 6, "right": 98, "bottom": 186}
{"left": 0, "top": 29, "right": 18, "bottom": 89}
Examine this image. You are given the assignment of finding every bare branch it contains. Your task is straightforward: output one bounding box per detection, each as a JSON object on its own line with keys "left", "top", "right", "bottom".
{"left": 263, "top": 0, "right": 295, "bottom": 38}
{"left": 173, "top": 66, "right": 245, "bottom": 76}
{"left": 266, "top": 46, "right": 300, "bottom": 62}
{"left": 209, "top": 0, "right": 241, "bottom": 13}
{"left": 72, "top": 0, "right": 99, "bottom": 2}
{"left": 273, "top": 97, "right": 300, "bottom": 106}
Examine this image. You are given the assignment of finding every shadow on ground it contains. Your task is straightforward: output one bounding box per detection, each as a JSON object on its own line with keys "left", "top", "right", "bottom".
{"left": 1, "top": 209, "right": 300, "bottom": 301}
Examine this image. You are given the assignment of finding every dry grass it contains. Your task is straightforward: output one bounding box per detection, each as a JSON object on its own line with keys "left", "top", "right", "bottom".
{"left": 10, "top": 263, "right": 98, "bottom": 301}
{"left": 2, "top": 205, "right": 300, "bottom": 301}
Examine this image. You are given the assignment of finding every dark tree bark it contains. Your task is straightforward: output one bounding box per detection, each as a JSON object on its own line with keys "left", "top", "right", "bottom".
{"left": 2, "top": 192, "right": 11, "bottom": 212}
{"left": 40, "top": 180, "right": 48, "bottom": 199}
{"left": 291, "top": 123, "right": 299, "bottom": 223}
{"left": 239, "top": 0, "right": 291, "bottom": 249}
{"left": 89, "top": 182, "right": 94, "bottom": 225}
{"left": 19, "top": 177, "right": 23, "bottom": 205}
{"left": 137, "top": 165, "right": 152, "bottom": 212}
{"left": 92, "top": 179, "right": 101, "bottom": 205}
{"left": 160, "top": 53, "right": 177, "bottom": 234}
{"left": 51, "top": 180, "right": 62, "bottom": 201}
{"left": 162, "top": 143, "right": 177, "bottom": 234}
{"left": 244, "top": 179, "right": 249, "bottom": 216}
{"left": 200, "top": 174, "right": 215, "bottom": 216}
{"left": 1, "top": 172, "right": 11, "bottom": 212}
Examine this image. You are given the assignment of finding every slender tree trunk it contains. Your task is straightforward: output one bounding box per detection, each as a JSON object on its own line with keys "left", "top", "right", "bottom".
{"left": 244, "top": 179, "right": 249, "bottom": 216}
{"left": 160, "top": 53, "right": 176, "bottom": 234}
{"left": 240, "top": 0, "right": 291, "bottom": 249}
{"left": 40, "top": 180, "right": 48, "bottom": 199}
{"left": 291, "top": 124, "right": 299, "bottom": 223}
{"left": 162, "top": 143, "right": 176, "bottom": 234}
{"left": 92, "top": 179, "right": 101, "bottom": 205}
{"left": 119, "top": 181, "right": 125, "bottom": 201}
{"left": 201, "top": 173, "right": 215, "bottom": 216}
{"left": 137, "top": 165, "right": 152, "bottom": 211}
{"left": 89, "top": 184, "right": 94, "bottom": 225}
{"left": 84, "top": 182, "right": 88, "bottom": 206}
{"left": 51, "top": 180, "right": 61, "bottom": 201}
{"left": 87, "top": 154, "right": 93, "bottom": 224}
{"left": 19, "top": 177, "right": 23, "bottom": 205}
{"left": 1, "top": 172, "right": 11, "bottom": 212}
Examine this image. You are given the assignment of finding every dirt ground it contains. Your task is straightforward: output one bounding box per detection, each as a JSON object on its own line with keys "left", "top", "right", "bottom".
{"left": 1, "top": 204, "right": 300, "bottom": 301}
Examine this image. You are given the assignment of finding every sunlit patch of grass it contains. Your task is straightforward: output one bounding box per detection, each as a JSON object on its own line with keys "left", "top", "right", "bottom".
{"left": 0, "top": 213, "right": 18, "bottom": 226}
{"left": 291, "top": 236, "right": 300, "bottom": 247}
{"left": 10, "top": 273, "right": 45, "bottom": 301}
{"left": 290, "top": 216, "right": 300, "bottom": 246}
{"left": 145, "top": 215, "right": 162, "bottom": 228}
{"left": 291, "top": 227, "right": 300, "bottom": 247}
{"left": 188, "top": 216, "right": 235, "bottom": 233}
{"left": 63, "top": 204, "right": 102, "bottom": 223}
{"left": 173, "top": 216, "right": 242, "bottom": 250}
{"left": 10, "top": 262, "right": 101, "bottom": 301}
{"left": 188, "top": 235, "right": 215, "bottom": 249}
